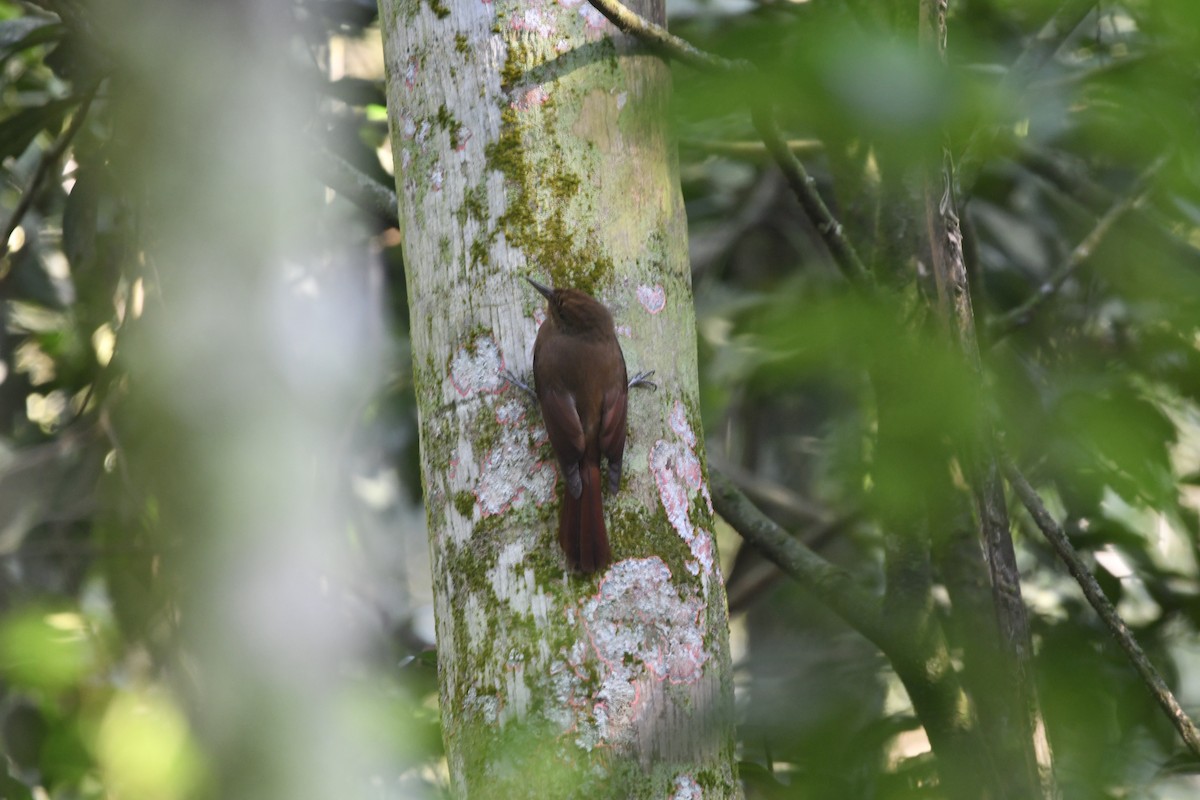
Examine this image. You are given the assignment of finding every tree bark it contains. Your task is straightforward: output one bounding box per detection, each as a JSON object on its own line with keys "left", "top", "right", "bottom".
{"left": 380, "top": 1, "right": 741, "bottom": 796}
{"left": 918, "top": 2, "right": 1058, "bottom": 797}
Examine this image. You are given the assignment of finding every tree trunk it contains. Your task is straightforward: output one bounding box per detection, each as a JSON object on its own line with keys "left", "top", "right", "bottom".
{"left": 918, "top": 2, "right": 1058, "bottom": 797}
{"left": 379, "top": 2, "right": 741, "bottom": 796}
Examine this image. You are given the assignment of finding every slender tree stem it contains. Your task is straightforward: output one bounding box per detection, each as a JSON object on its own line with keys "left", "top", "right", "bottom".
{"left": 709, "top": 470, "right": 885, "bottom": 646}
{"left": 1, "top": 87, "right": 97, "bottom": 265}
{"left": 988, "top": 155, "right": 1166, "bottom": 342}
{"left": 309, "top": 136, "right": 400, "bottom": 229}
{"left": 1004, "top": 461, "right": 1200, "bottom": 760}
{"left": 585, "top": 0, "right": 751, "bottom": 74}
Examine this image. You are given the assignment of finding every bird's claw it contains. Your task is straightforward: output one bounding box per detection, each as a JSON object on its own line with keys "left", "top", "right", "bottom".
{"left": 501, "top": 369, "right": 536, "bottom": 400}
{"left": 628, "top": 370, "right": 657, "bottom": 391}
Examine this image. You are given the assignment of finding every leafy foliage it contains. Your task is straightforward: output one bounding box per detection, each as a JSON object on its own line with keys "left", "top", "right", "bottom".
{"left": 675, "top": 1, "right": 1200, "bottom": 796}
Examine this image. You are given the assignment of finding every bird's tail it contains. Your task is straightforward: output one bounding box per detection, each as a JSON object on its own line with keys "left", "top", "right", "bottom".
{"left": 559, "top": 460, "right": 610, "bottom": 573}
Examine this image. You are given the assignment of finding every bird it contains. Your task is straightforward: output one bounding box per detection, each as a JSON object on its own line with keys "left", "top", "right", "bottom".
{"left": 526, "top": 278, "right": 630, "bottom": 572}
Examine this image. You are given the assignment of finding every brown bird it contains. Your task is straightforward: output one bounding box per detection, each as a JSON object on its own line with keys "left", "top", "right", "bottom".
{"left": 527, "top": 278, "right": 630, "bottom": 573}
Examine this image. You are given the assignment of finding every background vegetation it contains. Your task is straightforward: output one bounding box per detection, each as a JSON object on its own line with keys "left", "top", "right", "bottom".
{"left": 1, "top": 0, "right": 1199, "bottom": 797}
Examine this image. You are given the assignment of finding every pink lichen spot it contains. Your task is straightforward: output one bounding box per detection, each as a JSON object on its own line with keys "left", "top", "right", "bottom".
{"left": 582, "top": 559, "right": 708, "bottom": 684}
{"left": 637, "top": 284, "right": 666, "bottom": 315}
{"left": 616, "top": 91, "right": 628, "bottom": 111}
{"left": 685, "top": 533, "right": 714, "bottom": 577}
{"left": 401, "top": 115, "right": 416, "bottom": 140}
{"left": 676, "top": 446, "right": 702, "bottom": 491}
{"left": 533, "top": 307, "right": 547, "bottom": 328}
{"left": 651, "top": 440, "right": 694, "bottom": 541}
{"left": 430, "top": 165, "right": 444, "bottom": 191}
{"left": 555, "top": 39, "right": 570, "bottom": 53}
{"left": 399, "top": 150, "right": 412, "bottom": 173}
{"left": 511, "top": 85, "right": 550, "bottom": 111}
{"left": 571, "top": 558, "right": 709, "bottom": 747}
{"left": 615, "top": 324, "right": 632, "bottom": 338}
{"left": 476, "top": 427, "right": 556, "bottom": 516}
{"left": 579, "top": 4, "right": 607, "bottom": 32}
{"left": 650, "top": 401, "right": 714, "bottom": 575}
{"left": 557, "top": 0, "right": 583, "bottom": 7}
{"left": 449, "top": 336, "right": 505, "bottom": 397}
{"left": 668, "top": 399, "right": 697, "bottom": 447}
{"left": 416, "top": 120, "right": 431, "bottom": 145}
{"left": 671, "top": 774, "right": 703, "bottom": 800}
{"left": 403, "top": 57, "right": 418, "bottom": 89}
{"left": 511, "top": 8, "right": 555, "bottom": 36}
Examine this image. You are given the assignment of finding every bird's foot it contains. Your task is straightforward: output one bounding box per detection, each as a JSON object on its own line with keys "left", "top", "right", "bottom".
{"left": 501, "top": 369, "right": 536, "bottom": 400}
{"left": 628, "top": 370, "right": 657, "bottom": 391}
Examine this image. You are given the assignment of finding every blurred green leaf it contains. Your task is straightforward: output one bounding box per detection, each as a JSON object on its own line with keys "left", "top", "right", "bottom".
{"left": 0, "top": 607, "right": 92, "bottom": 691}
{"left": 0, "top": 16, "right": 62, "bottom": 62}
{"left": 0, "top": 97, "right": 76, "bottom": 163}
{"left": 1052, "top": 383, "right": 1176, "bottom": 504}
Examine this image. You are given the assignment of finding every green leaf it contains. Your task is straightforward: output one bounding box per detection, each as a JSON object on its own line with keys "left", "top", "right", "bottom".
{"left": 0, "top": 607, "right": 92, "bottom": 691}
{"left": 0, "top": 17, "right": 63, "bottom": 62}
{"left": 0, "top": 97, "right": 76, "bottom": 163}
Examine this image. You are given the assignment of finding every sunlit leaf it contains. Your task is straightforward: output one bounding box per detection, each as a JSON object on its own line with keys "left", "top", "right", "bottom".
{"left": 0, "top": 608, "right": 91, "bottom": 690}
{"left": 94, "top": 690, "right": 204, "bottom": 800}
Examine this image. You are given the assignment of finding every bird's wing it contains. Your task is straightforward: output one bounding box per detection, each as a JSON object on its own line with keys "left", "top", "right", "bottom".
{"left": 539, "top": 389, "right": 586, "bottom": 498}
{"left": 600, "top": 385, "right": 628, "bottom": 493}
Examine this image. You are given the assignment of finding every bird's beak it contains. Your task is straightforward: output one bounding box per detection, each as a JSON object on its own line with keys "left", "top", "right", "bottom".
{"left": 525, "top": 276, "right": 555, "bottom": 301}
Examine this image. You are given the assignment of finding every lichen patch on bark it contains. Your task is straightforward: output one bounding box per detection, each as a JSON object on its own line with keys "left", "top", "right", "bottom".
{"left": 637, "top": 283, "right": 666, "bottom": 314}
{"left": 650, "top": 401, "right": 715, "bottom": 576}
{"left": 671, "top": 774, "right": 703, "bottom": 799}
{"left": 556, "top": 557, "right": 711, "bottom": 752}
{"left": 449, "top": 334, "right": 506, "bottom": 397}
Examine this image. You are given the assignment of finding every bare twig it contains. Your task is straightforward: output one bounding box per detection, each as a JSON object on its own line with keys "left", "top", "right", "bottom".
{"left": 679, "top": 137, "right": 824, "bottom": 161}
{"left": 1, "top": 87, "right": 97, "bottom": 264}
{"left": 709, "top": 469, "right": 885, "bottom": 646}
{"left": 586, "top": 0, "right": 870, "bottom": 286}
{"left": 708, "top": 454, "right": 831, "bottom": 525}
{"left": 1006, "top": 0, "right": 1098, "bottom": 90}
{"left": 958, "top": 0, "right": 1098, "bottom": 190}
{"left": 988, "top": 155, "right": 1166, "bottom": 342}
{"left": 309, "top": 137, "right": 400, "bottom": 229}
{"left": 712, "top": 467, "right": 991, "bottom": 798}
{"left": 751, "top": 106, "right": 870, "bottom": 285}
{"left": 1004, "top": 460, "right": 1200, "bottom": 760}
{"left": 585, "top": 0, "right": 751, "bottom": 75}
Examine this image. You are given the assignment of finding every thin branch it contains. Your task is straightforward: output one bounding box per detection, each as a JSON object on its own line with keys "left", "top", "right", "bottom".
{"left": 1006, "top": 0, "right": 1097, "bottom": 90}
{"left": 0, "top": 87, "right": 97, "bottom": 264}
{"left": 750, "top": 106, "right": 870, "bottom": 285}
{"left": 709, "top": 469, "right": 886, "bottom": 647}
{"left": 958, "top": 0, "right": 1098, "bottom": 190}
{"left": 1015, "top": 141, "right": 1192, "bottom": 257}
{"left": 712, "top": 468, "right": 991, "bottom": 799}
{"left": 587, "top": 0, "right": 870, "bottom": 286}
{"left": 708, "top": 454, "right": 832, "bottom": 525}
{"left": 679, "top": 137, "right": 824, "bottom": 161}
{"left": 987, "top": 154, "right": 1166, "bottom": 342}
{"left": 309, "top": 137, "right": 400, "bottom": 229}
{"left": 585, "top": 0, "right": 751, "bottom": 75}
{"left": 1015, "top": 139, "right": 1117, "bottom": 212}
{"left": 1004, "top": 461, "right": 1200, "bottom": 760}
